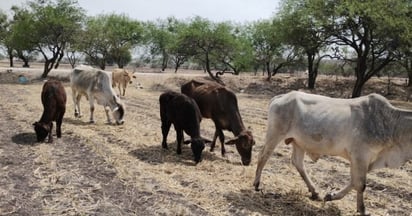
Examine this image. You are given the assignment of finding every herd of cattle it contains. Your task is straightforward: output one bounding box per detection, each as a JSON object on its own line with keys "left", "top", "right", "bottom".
{"left": 32, "top": 65, "right": 412, "bottom": 215}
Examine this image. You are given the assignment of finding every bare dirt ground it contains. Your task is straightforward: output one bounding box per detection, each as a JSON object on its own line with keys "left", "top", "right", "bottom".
{"left": 0, "top": 64, "right": 411, "bottom": 216}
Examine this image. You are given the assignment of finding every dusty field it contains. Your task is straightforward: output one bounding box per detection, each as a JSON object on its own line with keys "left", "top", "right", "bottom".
{"left": 0, "top": 65, "right": 411, "bottom": 216}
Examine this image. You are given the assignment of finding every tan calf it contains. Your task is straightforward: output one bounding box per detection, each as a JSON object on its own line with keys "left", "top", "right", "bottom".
{"left": 112, "top": 68, "right": 136, "bottom": 96}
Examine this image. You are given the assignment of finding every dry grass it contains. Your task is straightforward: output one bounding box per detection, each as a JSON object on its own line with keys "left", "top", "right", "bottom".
{"left": 0, "top": 65, "right": 411, "bottom": 216}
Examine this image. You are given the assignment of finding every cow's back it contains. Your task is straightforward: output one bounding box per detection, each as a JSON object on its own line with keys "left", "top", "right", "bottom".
{"left": 71, "top": 67, "right": 112, "bottom": 94}
{"left": 160, "top": 91, "right": 202, "bottom": 135}
{"left": 41, "top": 80, "right": 67, "bottom": 120}
{"left": 182, "top": 80, "right": 238, "bottom": 119}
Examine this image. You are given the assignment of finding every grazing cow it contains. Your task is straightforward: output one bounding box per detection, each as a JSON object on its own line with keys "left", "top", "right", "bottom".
{"left": 33, "top": 80, "right": 67, "bottom": 143}
{"left": 112, "top": 68, "right": 136, "bottom": 96}
{"left": 253, "top": 91, "right": 412, "bottom": 215}
{"left": 181, "top": 80, "right": 255, "bottom": 165}
{"left": 70, "top": 66, "right": 125, "bottom": 125}
{"left": 159, "top": 91, "right": 205, "bottom": 163}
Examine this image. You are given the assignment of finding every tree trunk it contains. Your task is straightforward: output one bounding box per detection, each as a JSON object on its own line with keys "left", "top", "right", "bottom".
{"left": 308, "top": 71, "right": 316, "bottom": 89}
{"left": 406, "top": 58, "right": 412, "bottom": 87}
{"left": 8, "top": 53, "right": 13, "bottom": 67}
{"left": 205, "top": 54, "right": 223, "bottom": 85}
{"left": 42, "top": 60, "right": 52, "bottom": 78}
{"left": 54, "top": 51, "right": 64, "bottom": 69}
{"left": 307, "top": 52, "right": 316, "bottom": 89}
{"left": 41, "top": 57, "right": 58, "bottom": 78}
{"left": 265, "top": 61, "right": 271, "bottom": 81}
{"left": 161, "top": 52, "right": 168, "bottom": 72}
{"left": 351, "top": 78, "right": 366, "bottom": 98}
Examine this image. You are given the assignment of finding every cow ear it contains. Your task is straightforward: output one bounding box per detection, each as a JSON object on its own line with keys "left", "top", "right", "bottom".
{"left": 225, "top": 137, "right": 238, "bottom": 145}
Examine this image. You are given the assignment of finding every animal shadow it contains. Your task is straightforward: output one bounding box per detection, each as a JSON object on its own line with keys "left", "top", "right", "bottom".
{"left": 128, "top": 142, "right": 223, "bottom": 166}
{"left": 11, "top": 132, "right": 37, "bottom": 145}
{"left": 224, "top": 189, "right": 341, "bottom": 216}
{"left": 63, "top": 117, "right": 94, "bottom": 126}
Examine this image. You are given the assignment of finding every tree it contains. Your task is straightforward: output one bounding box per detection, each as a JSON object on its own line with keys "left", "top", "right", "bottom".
{"left": 10, "top": 0, "right": 85, "bottom": 77}
{"left": 5, "top": 6, "right": 38, "bottom": 67}
{"left": 319, "top": 0, "right": 410, "bottom": 97}
{"left": 167, "top": 19, "right": 190, "bottom": 73}
{"left": 178, "top": 17, "right": 239, "bottom": 83}
{"left": 0, "top": 10, "right": 12, "bottom": 66}
{"left": 248, "top": 20, "right": 294, "bottom": 81}
{"left": 144, "top": 18, "right": 176, "bottom": 71}
{"left": 79, "top": 13, "right": 143, "bottom": 69}
{"left": 278, "top": 0, "right": 332, "bottom": 89}
{"left": 211, "top": 23, "right": 254, "bottom": 75}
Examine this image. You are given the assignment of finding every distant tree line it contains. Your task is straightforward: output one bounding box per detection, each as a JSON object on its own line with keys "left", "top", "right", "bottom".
{"left": 0, "top": 0, "right": 410, "bottom": 97}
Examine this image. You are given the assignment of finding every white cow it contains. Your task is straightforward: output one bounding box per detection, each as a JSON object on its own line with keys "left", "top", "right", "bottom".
{"left": 70, "top": 66, "right": 125, "bottom": 125}
{"left": 253, "top": 91, "right": 412, "bottom": 215}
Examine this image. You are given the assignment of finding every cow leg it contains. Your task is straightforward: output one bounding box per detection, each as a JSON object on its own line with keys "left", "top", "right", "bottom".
{"left": 104, "top": 106, "right": 112, "bottom": 124}
{"left": 253, "top": 129, "right": 282, "bottom": 190}
{"left": 118, "top": 85, "right": 122, "bottom": 97}
{"left": 88, "top": 95, "right": 95, "bottom": 123}
{"left": 161, "top": 120, "right": 172, "bottom": 149}
{"left": 217, "top": 129, "right": 225, "bottom": 156}
{"left": 72, "top": 90, "right": 82, "bottom": 118}
{"left": 291, "top": 144, "right": 319, "bottom": 200}
{"left": 175, "top": 126, "right": 184, "bottom": 155}
{"left": 48, "top": 122, "right": 53, "bottom": 143}
{"left": 210, "top": 128, "right": 225, "bottom": 155}
{"left": 122, "top": 83, "right": 126, "bottom": 96}
{"left": 56, "top": 109, "right": 65, "bottom": 138}
{"left": 325, "top": 157, "right": 369, "bottom": 215}
{"left": 210, "top": 129, "right": 218, "bottom": 152}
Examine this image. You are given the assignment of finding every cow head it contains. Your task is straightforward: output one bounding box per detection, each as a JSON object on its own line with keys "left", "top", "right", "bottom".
{"left": 112, "top": 96, "right": 125, "bottom": 125}
{"left": 190, "top": 138, "right": 205, "bottom": 164}
{"left": 226, "top": 130, "right": 255, "bottom": 165}
{"left": 123, "top": 70, "right": 136, "bottom": 84}
{"left": 33, "top": 121, "right": 50, "bottom": 142}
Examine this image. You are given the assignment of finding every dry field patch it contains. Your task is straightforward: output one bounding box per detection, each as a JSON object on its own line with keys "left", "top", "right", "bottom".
{"left": 0, "top": 67, "right": 411, "bottom": 216}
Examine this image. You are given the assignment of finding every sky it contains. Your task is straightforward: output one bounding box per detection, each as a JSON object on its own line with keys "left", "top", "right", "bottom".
{"left": 0, "top": 0, "right": 281, "bottom": 23}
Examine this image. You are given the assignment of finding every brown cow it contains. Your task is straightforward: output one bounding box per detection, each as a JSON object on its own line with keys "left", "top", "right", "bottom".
{"left": 181, "top": 80, "right": 255, "bottom": 165}
{"left": 33, "top": 80, "right": 67, "bottom": 143}
{"left": 112, "top": 68, "right": 136, "bottom": 96}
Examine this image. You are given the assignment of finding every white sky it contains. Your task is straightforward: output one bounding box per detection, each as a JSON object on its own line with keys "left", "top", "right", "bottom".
{"left": 0, "top": 0, "right": 281, "bottom": 22}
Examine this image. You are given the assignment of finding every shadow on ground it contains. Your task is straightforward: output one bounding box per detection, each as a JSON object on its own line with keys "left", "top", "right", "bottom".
{"left": 224, "top": 189, "right": 341, "bottom": 216}
{"left": 11, "top": 132, "right": 37, "bottom": 145}
{"left": 128, "top": 142, "right": 227, "bottom": 166}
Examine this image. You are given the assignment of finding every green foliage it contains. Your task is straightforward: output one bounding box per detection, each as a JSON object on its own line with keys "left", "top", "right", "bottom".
{"left": 7, "top": 0, "right": 85, "bottom": 76}
{"left": 175, "top": 16, "right": 250, "bottom": 79}
{"left": 79, "top": 13, "right": 143, "bottom": 69}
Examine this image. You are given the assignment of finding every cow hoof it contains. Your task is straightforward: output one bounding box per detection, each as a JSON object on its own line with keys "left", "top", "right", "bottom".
{"left": 253, "top": 182, "right": 260, "bottom": 191}
{"left": 324, "top": 193, "right": 333, "bottom": 202}
{"left": 89, "top": 120, "right": 96, "bottom": 124}
{"left": 310, "top": 193, "right": 321, "bottom": 201}
{"left": 355, "top": 211, "right": 370, "bottom": 216}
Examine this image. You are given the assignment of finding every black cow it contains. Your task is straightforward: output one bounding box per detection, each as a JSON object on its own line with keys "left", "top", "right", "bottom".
{"left": 159, "top": 91, "right": 205, "bottom": 163}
